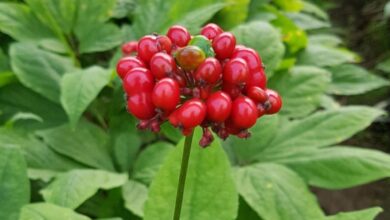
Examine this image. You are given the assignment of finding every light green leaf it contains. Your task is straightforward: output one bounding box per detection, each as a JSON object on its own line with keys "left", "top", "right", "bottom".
{"left": 0, "top": 2, "right": 55, "bottom": 41}
{"left": 28, "top": 169, "right": 58, "bottom": 182}
{"left": 377, "top": 57, "right": 390, "bottom": 73}
{"left": 278, "top": 146, "right": 390, "bottom": 189}
{"left": 60, "top": 66, "right": 111, "bottom": 127}
{"left": 113, "top": 133, "right": 141, "bottom": 172}
{"left": 266, "top": 106, "right": 384, "bottom": 152}
{"left": 0, "top": 146, "right": 29, "bottom": 220}
{"left": 122, "top": 180, "right": 148, "bottom": 217}
{"left": 144, "top": 129, "right": 238, "bottom": 220}
{"left": 232, "top": 21, "right": 285, "bottom": 74}
{"left": 269, "top": 66, "right": 331, "bottom": 118}
{"left": 320, "top": 95, "right": 340, "bottom": 110}
{"left": 77, "top": 23, "right": 122, "bottom": 53}
{"left": 236, "top": 163, "right": 325, "bottom": 220}
{"left": 327, "top": 207, "right": 382, "bottom": 220}
{"left": 20, "top": 203, "right": 91, "bottom": 220}
{"left": 213, "top": 0, "right": 250, "bottom": 29}
{"left": 302, "top": 1, "right": 329, "bottom": 20}
{"left": 298, "top": 45, "right": 357, "bottom": 67}
{"left": 385, "top": 1, "right": 390, "bottom": 19}
{"left": 132, "top": 142, "right": 174, "bottom": 185}
{"left": 273, "top": 0, "right": 303, "bottom": 12}
{"left": 309, "top": 34, "right": 342, "bottom": 47}
{"left": 41, "top": 169, "right": 127, "bottom": 209}
{"left": 10, "top": 43, "right": 75, "bottom": 103}
{"left": 36, "top": 121, "right": 115, "bottom": 170}
{"left": 328, "top": 64, "right": 389, "bottom": 95}
{"left": 287, "top": 12, "right": 330, "bottom": 30}
{"left": 112, "top": 0, "right": 136, "bottom": 19}
{"left": 0, "top": 71, "right": 17, "bottom": 88}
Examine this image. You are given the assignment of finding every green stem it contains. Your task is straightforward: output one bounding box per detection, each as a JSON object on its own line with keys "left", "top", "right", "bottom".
{"left": 173, "top": 130, "right": 194, "bottom": 220}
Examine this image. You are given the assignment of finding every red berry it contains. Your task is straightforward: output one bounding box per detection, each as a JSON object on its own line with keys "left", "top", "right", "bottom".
{"left": 247, "top": 86, "right": 268, "bottom": 103}
{"left": 156, "top": 35, "right": 172, "bottom": 53}
{"left": 167, "top": 25, "right": 191, "bottom": 47}
{"left": 265, "top": 89, "right": 282, "bottom": 114}
{"left": 201, "top": 23, "right": 223, "bottom": 40}
{"left": 150, "top": 53, "right": 177, "bottom": 79}
{"left": 223, "top": 58, "right": 249, "bottom": 85}
{"left": 169, "top": 98, "right": 206, "bottom": 129}
{"left": 222, "top": 83, "right": 242, "bottom": 99}
{"left": 152, "top": 78, "right": 180, "bottom": 112}
{"left": 127, "top": 92, "right": 156, "bottom": 120}
{"left": 212, "top": 32, "right": 236, "bottom": 60}
{"left": 123, "top": 67, "right": 155, "bottom": 95}
{"left": 206, "top": 91, "right": 232, "bottom": 123}
{"left": 194, "top": 57, "right": 222, "bottom": 85}
{"left": 121, "top": 41, "right": 138, "bottom": 56}
{"left": 116, "top": 57, "right": 145, "bottom": 79}
{"left": 138, "top": 35, "right": 158, "bottom": 63}
{"left": 232, "top": 47, "right": 262, "bottom": 72}
{"left": 231, "top": 96, "right": 257, "bottom": 129}
{"left": 246, "top": 68, "right": 267, "bottom": 90}
{"left": 175, "top": 46, "right": 206, "bottom": 71}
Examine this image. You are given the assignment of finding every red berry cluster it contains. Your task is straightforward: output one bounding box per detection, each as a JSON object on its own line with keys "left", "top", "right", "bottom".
{"left": 116, "top": 23, "right": 282, "bottom": 147}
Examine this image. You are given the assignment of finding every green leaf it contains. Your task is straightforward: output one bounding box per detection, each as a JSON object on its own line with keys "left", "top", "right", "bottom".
{"left": 266, "top": 106, "right": 384, "bottom": 152}
{"left": 10, "top": 43, "right": 75, "bottom": 103}
{"left": 161, "top": 122, "right": 182, "bottom": 142}
{"left": 77, "top": 23, "right": 122, "bottom": 53}
{"left": 236, "top": 163, "right": 325, "bottom": 220}
{"left": 0, "top": 48, "right": 9, "bottom": 72}
{"left": 327, "top": 207, "right": 382, "bottom": 220}
{"left": 0, "top": 128, "right": 85, "bottom": 171}
{"left": 20, "top": 203, "right": 91, "bottom": 220}
{"left": 213, "top": 0, "right": 250, "bottom": 29}
{"left": 0, "top": 71, "right": 17, "bottom": 88}
{"left": 0, "top": 146, "right": 29, "bottom": 220}
{"left": 131, "top": 0, "right": 226, "bottom": 38}
{"left": 320, "top": 95, "right": 340, "bottom": 110}
{"left": 237, "top": 197, "right": 262, "bottom": 220}
{"left": 113, "top": 132, "right": 141, "bottom": 172}
{"left": 302, "top": 1, "right": 329, "bottom": 20}
{"left": 122, "top": 180, "right": 148, "bottom": 217}
{"left": 287, "top": 12, "right": 330, "bottom": 30}
{"left": 273, "top": 0, "right": 303, "bottom": 12}
{"left": 278, "top": 146, "right": 390, "bottom": 189}
{"left": 269, "top": 66, "right": 331, "bottom": 118}
{"left": 309, "top": 34, "right": 342, "bottom": 47}
{"left": 232, "top": 21, "right": 285, "bottom": 74}
{"left": 60, "top": 66, "right": 111, "bottom": 127}
{"left": 132, "top": 142, "right": 174, "bottom": 185}
{"left": 384, "top": 1, "right": 390, "bottom": 19}
{"left": 328, "top": 64, "right": 389, "bottom": 95}
{"left": 0, "top": 84, "right": 67, "bottom": 130}
{"left": 0, "top": 2, "right": 56, "bottom": 41}
{"left": 144, "top": 129, "right": 238, "bottom": 220}
{"left": 36, "top": 121, "right": 115, "bottom": 170}
{"left": 377, "top": 57, "right": 390, "bottom": 73}
{"left": 298, "top": 45, "right": 357, "bottom": 67}
{"left": 41, "top": 169, "right": 127, "bottom": 209}
{"left": 112, "top": 0, "right": 136, "bottom": 19}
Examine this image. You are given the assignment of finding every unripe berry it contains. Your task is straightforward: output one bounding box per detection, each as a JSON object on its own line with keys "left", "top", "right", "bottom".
{"left": 150, "top": 53, "right": 177, "bottom": 79}
{"left": 232, "top": 47, "right": 263, "bottom": 73}
{"left": 152, "top": 78, "right": 180, "bottom": 112}
{"left": 206, "top": 91, "right": 232, "bottom": 123}
{"left": 127, "top": 92, "right": 156, "bottom": 120}
{"left": 116, "top": 57, "right": 145, "bottom": 79}
{"left": 212, "top": 32, "right": 236, "bottom": 60}
{"left": 123, "top": 67, "right": 155, "bottom": 95}
{"left": 169, "top": 98, "right": 206, "bottom": 129}
{"left": 231, "top": 96, "right": 258, "bottom": 129}
{"left": 223, "top": 58, "right": 249, "bottom": 85}
{"left": 201, "top": 23, "right": 223, "bottom": 40}
{"left": 175, "top": 46, "right": 206, "bottom": 71}
{"left": 194, "top": 57, "right": 222, "bottom": 85}
{"left": 121, "top": 41, "right": 138, "bottom": 56}
{"left": 167, "top": 25, "right": 191, "bottom": 47}
{"left": 265, "top": 89, "right": 282, "bottom": 114}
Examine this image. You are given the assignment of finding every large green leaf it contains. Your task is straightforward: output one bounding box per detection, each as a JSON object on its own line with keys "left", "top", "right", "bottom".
{"left": 269, "top": 66, "right": 331, "bottom": 118}
{"left": 328, "top": 64, "right": 389, "bottom": 95}
{"left": 76, "top": 23, "right": 122, "bottom": 53}
{"left": 0, "top": 146, "right": 30, "bottom": 220}
{"left": 213, "top": 0, "right": 250, "bottom": 29}
{"left": 60, "top": 66, "right": 111, "bottom": 127}
{"left": 273, "top": 0, "right": 303, "bottom": 12}
{"left": 0, "top": 48, "right": 9, "bottom": 72}
{"left": 309, "top": 34, "right": 342, "bottom": 47}
{"left": 132, "top": 142, "right": 174, "bottom": 185}
{"left": 377, "top": 57, "right": 390, "bottom": 73}
{"left": 0, "top": 2, "right": 55, "bottom": 41}
{"left": 10, "top": 43, "right": 75, "bottom": 103}
{"left": 265, "top": 107, "right": 384, "bottom": 153}
{"left": 131, "top": 0, "right": 226, "bottom": 38}
{"left": 144, "top": 129, "right": 238, "bottom": 220}
{"left": 236, "top": 163, "right": 325, "bottom": 220}
{"left": 36, "top": 121, "right": 115, "bottom": 170}
{"left": 287, "top": 12, "right": 330, "bottom": 30}
{"left": 277, "top": 146, "right": 390, "bottom": 189}
{"left": 232, "top": 21, "right": 285, "bottom": 74}
{"left": 298, "top": 45, "right": 357, "bottom": 67}
{"left": 122, "top": 180, "right": 148, "bottom": 217}
{"left": 237, "top": 197, "right": 262, "bottom": 220}
{"left": 326, "top": 207, "right": 382, "bottom": 220}
{"left": 20, "top": 203, "right": 91, "bottom": 220}
{"left": 113, "top": 132, "right": 141, "bottom": 172}
{"left": 41, "top": 169, "right": 127, "bottom": 209}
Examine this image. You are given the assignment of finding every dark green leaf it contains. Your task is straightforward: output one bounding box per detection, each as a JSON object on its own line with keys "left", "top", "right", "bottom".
{"left": 113, "top": 133, "right": 141, "bottom": 172}
{"left": 376, "top": 57, "right": 390, "bottom": 73}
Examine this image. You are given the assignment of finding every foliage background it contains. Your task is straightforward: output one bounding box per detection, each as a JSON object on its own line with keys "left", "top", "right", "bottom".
{"left": 0, "top": 0, "right": 390, "bottom": 219}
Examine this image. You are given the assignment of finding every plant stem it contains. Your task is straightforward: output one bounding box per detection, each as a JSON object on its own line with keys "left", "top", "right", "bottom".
{"left": 173, "top": 130, "right": 194, "bottom": 220}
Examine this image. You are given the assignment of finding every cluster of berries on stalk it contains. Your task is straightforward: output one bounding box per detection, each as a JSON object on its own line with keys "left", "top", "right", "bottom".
{"left": 117, "top": 23, "right": 282, "bottom": 147}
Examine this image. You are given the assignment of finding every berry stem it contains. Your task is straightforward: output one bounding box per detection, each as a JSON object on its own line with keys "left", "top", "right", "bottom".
{"left": 173, "top": 130, "right": 194, "bottom": 220}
